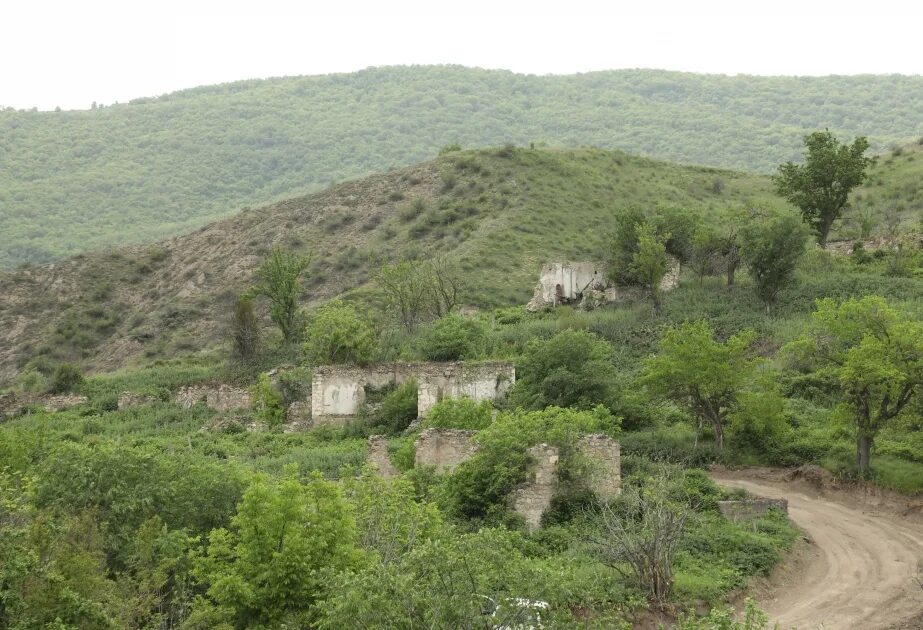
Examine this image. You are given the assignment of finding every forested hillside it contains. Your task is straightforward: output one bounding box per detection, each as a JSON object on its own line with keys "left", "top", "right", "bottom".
{"left": 3, "top": 66, "right": 923, "bottom": 266}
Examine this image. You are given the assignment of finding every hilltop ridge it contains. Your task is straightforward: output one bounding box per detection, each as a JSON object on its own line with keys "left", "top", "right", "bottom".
{"left": 3, "top": 65, "right": 923, "bottom": 266}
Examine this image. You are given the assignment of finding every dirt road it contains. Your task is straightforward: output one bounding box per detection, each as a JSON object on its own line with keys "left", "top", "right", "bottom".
{"left": 713, "top": 475, "right": 923, "bottom": 629}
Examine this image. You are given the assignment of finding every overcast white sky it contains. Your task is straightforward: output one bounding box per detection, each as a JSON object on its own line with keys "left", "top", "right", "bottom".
{"left": 4, "top": 0, "right": 922, "bottom": 111}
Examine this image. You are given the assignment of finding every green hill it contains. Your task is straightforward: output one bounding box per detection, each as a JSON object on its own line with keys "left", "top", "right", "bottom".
{"left": 3, "top": 66, "right": 923, "bottom": 267}
{"left": 0, "top": 147, "right": 774, "bottom": 382}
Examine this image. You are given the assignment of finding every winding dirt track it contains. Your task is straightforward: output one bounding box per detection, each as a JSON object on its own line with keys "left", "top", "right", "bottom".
{"left": 714, "top": 476, "right": 923, "bottom": 630}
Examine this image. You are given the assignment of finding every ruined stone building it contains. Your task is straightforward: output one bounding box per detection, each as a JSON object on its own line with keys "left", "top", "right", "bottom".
{"left": 527, "top": 262, "right": 608, "bottom": 309}
{"left": 526, "top": 259, "right": 680, "bottom": 311}
{"left": 311, "top": 361, "right": 515, "bottom": 427}
{"left": 368, "top": 429, "right": 621, "bottom": 531}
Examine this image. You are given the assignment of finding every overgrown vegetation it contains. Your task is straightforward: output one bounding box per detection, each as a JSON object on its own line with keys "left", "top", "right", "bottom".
{"left": 3, "top": 135, "right": 923, "bottom": 627}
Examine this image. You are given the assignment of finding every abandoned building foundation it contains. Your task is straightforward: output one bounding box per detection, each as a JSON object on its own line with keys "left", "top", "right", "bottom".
{"left": 311, "top": 361, "right": 515, "bottom": 427}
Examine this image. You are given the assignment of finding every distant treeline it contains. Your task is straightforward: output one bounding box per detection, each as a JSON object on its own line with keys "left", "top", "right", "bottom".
{"left": 2, "top": 65, "right": 922, "bottom": 267}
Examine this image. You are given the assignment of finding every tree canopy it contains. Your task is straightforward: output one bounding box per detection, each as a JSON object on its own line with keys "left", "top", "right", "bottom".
{"left": 774, "top": 130, "right": 872, "bottom": 246}
{"left": 785, "top": 296, "right": 923, "bottom": 473}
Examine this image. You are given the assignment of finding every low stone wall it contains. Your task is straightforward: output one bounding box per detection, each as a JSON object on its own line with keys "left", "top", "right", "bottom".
{"left": 42, "top": 394, "right": 88, "bottom": 413}
{"left": 511, "top": 444, "right": 560, "bottom": 531}
{"left": 578, "top": 434, "right": 621, "bottom": 500}
{"left": 368, "top": 435, "right": 399, "bottom": 479}
{"left": 118, "top": 391, "right": 158, "bottom": 410}
{"left": 414, "top": 428, "right": 479, "bottom": 473}
{"left": 718, "top": 499, "right": 788, "bottom": 522}
{"left": 174, "top": 384, "right": 250, "bottom": 412}
{"left": 0, "top": 393, "right": 88, "bottom": 419}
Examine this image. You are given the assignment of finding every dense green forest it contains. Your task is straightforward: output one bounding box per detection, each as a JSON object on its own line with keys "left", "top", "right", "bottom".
{"left": 2, "top": 141, "right": 923, "bottom": 627}
{"left": 3, "top": 66, "right": 923, "bottom": 267}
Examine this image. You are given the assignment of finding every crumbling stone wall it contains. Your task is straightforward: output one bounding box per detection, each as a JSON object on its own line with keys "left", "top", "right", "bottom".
{"left": 511, "top": 444, "right": 560, "bottom": 531}
{"left": 174, "top": 384, "right": 250, "bottom": 412}
{"left": 118, "top": 391, "right": 158, "bottom": 410}
{"left": 527, "top": 259, "right": 680, "bottom": 311}
{"left": 414, "top": 428, "right": 479, "bottom": 473}
{"left": 578, "top": 434, "right": 621, "bottom": 500}
{"left": 310, "top": 364, "right": 415, "bottom": 426}
{"left": 527, "top": 262, "right": 607, "bottom": 310}
{"left": 368, "top": 435, "right": 399, "bottom": 479}
{"left": 365, "top": 430, "right": 622, "bottom": 532}
{"left": 416, "top": 362, "right": 515, "bottom": 417}
{"left": 718, "top": 499, "right": 788, "bottom": 522}
{"left": 311, "top": 362, "right": 515, "bottom": 426}
{"left": 0, "top": 393, "right": 88, "bottom": 419}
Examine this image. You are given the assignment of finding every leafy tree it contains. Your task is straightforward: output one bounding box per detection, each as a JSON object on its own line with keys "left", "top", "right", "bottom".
{"left": 510, "top": 330, "right": 619, "bottom": 411}
{"left": 609, "top": 207, "right": 647, "bottom": 285}
{"left": 250, "top": 248, "right": 310, "bottom": 345}
{"left": 785, "top": 296, "right": 923, "bottom": 474}
{"left": 740, "top": 212, "right": 808, "bottom": 308}
{"left": 689, "top": 224, "right": 723, "bottom": 284}
{"left": 376, "top": 257, "right": 464, "bottom": 330}
{"left": 420, "top": 314, "right": 486, "bottom": 361}
{"left": 714, "top": 207, "right": 748, "bottom": 287}
{"left": 230, "top": 295, "right": 260, "bottom": 361}
{"left": 774, "top": 130, "right": 872, "bottom": 246}
{"left": 340, "top": 474, "right": 443, "bottom": 565}
{"left": 630, "top": 223, "right": 670, "bottom": 310}
{"left": 651, "top": 205, "right": 698, "bottom": 264}
{"left": 191, "top": 473, "right": 363, "bottom": 628}
{"left": 303, "top": 300, "right": 376, "bottom": 365}
{"left": 641, "top": 321, "right": 757, "bottom": 449}
{"left": 376, "top": 260, "right": 432, "bottom": 330}
{"left": 318, "top": 528, "right": 556, "bottom": 629}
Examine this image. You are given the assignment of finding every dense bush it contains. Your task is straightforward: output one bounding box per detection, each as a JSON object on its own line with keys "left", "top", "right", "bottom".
{"left": 510, "top": 329, "right": 620, "bottom": 411}
{"left": 440, "top": 406, "right": 618, "bottom": 523}
{"left": 423, "top": 397, "right": 494, "bottom": 430}
{"left": 48, "top": 362, "right": 84, "bottom": 394}
{"left": 419, "top": 314, "right": 486, "bottom": 361}
{"left": 377, "top": 379, "right": 419, "bottom": 434}
{"left": 303, "top": 300, "right": 377, "bottom": 365}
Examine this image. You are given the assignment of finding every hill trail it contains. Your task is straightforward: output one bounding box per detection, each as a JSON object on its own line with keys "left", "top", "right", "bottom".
{"left": 713, "top": 473, "right": 923, "bottom": 630}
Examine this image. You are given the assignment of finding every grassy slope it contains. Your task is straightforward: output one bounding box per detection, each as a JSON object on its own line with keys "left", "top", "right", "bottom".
{"left": 0, "top": 147, "right": 774, "bottom": 384}
{"left": 3, "top": 66, "right": 923, "bottom": 266}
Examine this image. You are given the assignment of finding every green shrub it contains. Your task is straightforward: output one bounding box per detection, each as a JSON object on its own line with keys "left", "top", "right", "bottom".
{"left": 48, "top": 363, "right": 85, "bottom": 394}
{"left": 399, "top": 198, "right": 427, "bottom": 222}
{"left": 303, "top": 300, "right": 377, "bottom": 366}
{"left": 387, "top": 436, "right": 417, "bottom": 471}
{"left": 251, "top": 372, "right": 285, "bottom": 427}
{"left": 510, "top": 329, "right": 619, "bottom": 411}
{"left": 378, "top": 379, "right": 418, "bottom": 434}
{"left": 423, "top": 398, "right": 493, "bottom": 430}
{"left": 419, "top": 314, "right": 486, "bottom": 361}
{"left": 440, "top": 406, "right": 617, "bottom": 523}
